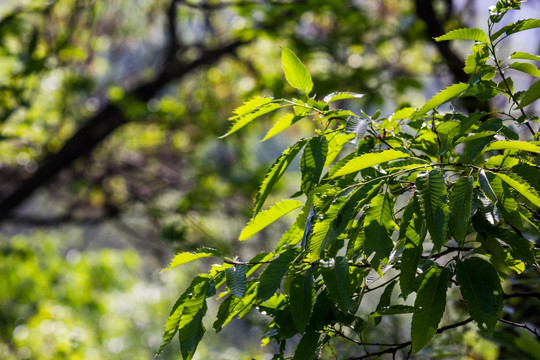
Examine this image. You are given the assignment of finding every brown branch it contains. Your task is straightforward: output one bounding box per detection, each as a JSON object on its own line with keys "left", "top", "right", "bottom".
{"left": 0, "top": 40, "right": 248, "bottom": 222}
{"left": 503, "top": 291, "right": 540, "bottom": 300}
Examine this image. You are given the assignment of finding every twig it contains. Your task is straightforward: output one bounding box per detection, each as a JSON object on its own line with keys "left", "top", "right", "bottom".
{"left": 499, "top": 318, "right": 540, "bottom": 338}
{"left": 503, "top": 291, "right": 540, "bottom": 300}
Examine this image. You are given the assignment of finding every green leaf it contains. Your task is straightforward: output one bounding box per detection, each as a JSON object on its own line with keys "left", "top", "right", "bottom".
{"left": 370, "top": 305, "right": 414, "bottom": 317}
{"left": 254, "top": 140, "right": 306, "bottom": 214}
{"left": 225, "top": 264, "right": 247, "bottom": 298}
{"left": 263, "top": 113, "right": 304, "bottom": 141}
{"left": 320, "top": 256, "right": 350, "bottom": 313}
{"left": 509, "top": 62, "right": 540, "bottom": 77}
{"left": 448, "top": 177, "right": 474, "bottom": 245}
{"left": 415, "top": 170, "right": 449, "bottom": 251}
{"left": 281, "top": 47, "right": 313, "bottom": 95}
{"left": 411, "top": 266, "right": 451, "bottom": 353}
{"left": 510, "top": 51, "right": 540, "bottom": 62}
{"left": 220, "top": 103, "right": 281, "bottom": 138}
{"left": 411, "top": 83, "right": 469, "bottom": 120}
{"left": 344, "top": 116, "right": 369, "bottom": 144}
{"left": 485, "top": 172, "right": 523, "bottom": 230}
{"left": 324, "top": 132, "right": 355, "bottom": 166}
{"left": 484, "top": 140, "right": 540, "bottom": 153}
{"left": 163, "top": 248, "right": 221, "bottom": 271}
{"left": 391, "top": 107, "right": 415, "bottom": 120}
{"left": 330, "top": 149, "right": 409, "bottom": 178}
{"left": 323, "top": 91, "right": 364, "bottom": 103}
{"left": 399, "top": 198, "right": 426, "bottom": 299}
{"left": 363, "top": 193, "right": 396, "bottom": 270}
{"left": 213, "top": 295, "right": 235, "bottom": 332}
{"left": 257, "top": 248, "right": 298, "bottom": 301}
{"left": 374, "top": 281, "right": 396, "bottom": 325}
{"left": 478, "top": 169, "right": 497, "bottom": 203}
{"left": 231, "top": 96, "right": 273, "bottom": 119}
{"left": 293, "top": 330, "right": 320, "bottom": 360}
{"left": 495, "top": 172, "right": 540, "bottom": 208}
{"left": 456, "top": 257, "right": 503, "bottom": 336}
{"left": 301, "top": 136, "right": 328, "bottom": 194}
{"left": 519, "top": 79, "right": 540, "bottom": 108}
{"left": 240, "top": 199, "right": 303, "bottom": 240}
{"left": 434, "top": 28, "right": 488, "bottom": 43}
{"left": 290, "top": 269, "right": 314, "bottom": 333}
{"left": 178, "top": 304, "right": 207, "bottom": 360}
{"left": 491, "top": 19, "right": 540, "bottom": 41}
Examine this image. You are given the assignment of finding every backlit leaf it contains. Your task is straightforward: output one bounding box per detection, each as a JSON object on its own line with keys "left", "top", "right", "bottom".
{"left": 281, "top": 47, "right": 313, "bottom": 95}
{"left": 163, "top": 248, "right": 221, "bottom": 271}
{"left": 484, "top": 140, "right": 540, "bottom": 153}
{"left": 508, "top": 62, "right": 540, "bottom": 77}
{"left": 323, "top": 91, "right": 364, "bottom": 103}
{"left": 221, "top": 103, "right": 281, "bottom": 138}
{"left": 411, "top": 83, "right": 469, "bottom": 120}
{"left": 330, "top": 149, "right": 409, "bottom": 178}
{"left": 263, "top": 113, "right": 304, "bottom": 141}
{"left": 434, "top": 28, "right": 488, "bottom": 43}
{"left": 448, "top": 177, "right": 474, "bottom": 245}
{"left": 519, "top": 79, "right": 540, "bottom": 108}
{"left": 240, "top": 199, "right": 303, "bottom": 240}
{"left": 226, "top": 265, "right": 247, "bottom": 298}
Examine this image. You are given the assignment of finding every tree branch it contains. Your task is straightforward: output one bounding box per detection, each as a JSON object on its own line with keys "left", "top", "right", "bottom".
{"left": 499, "top": 318, "right": 540, "bottom": 338}
{"left": 0, "top": 40, "right": 248, "bottom": 222}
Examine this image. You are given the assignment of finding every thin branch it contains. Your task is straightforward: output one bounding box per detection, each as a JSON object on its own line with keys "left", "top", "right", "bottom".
{"left": 365, "top": 274, "right": 400, "bottom": 293}
{"left": 499, "top": 318, "right": 540, "bottom": 338}
{"left": 503, "top": 291, "right": 540, "bottom": 300}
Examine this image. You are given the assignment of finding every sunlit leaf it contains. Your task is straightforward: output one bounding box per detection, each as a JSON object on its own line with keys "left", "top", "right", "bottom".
{"left": 411, "top": 83, "right": 469, "bottom": 120}
{"left": 220, "top": 103, "right": 281, "bottom": 138}
{"left": 263, "top": 113, "right": 304, "bottom": 141}
{"left": 163, "top": 248, "right": 221, "bottom": 271}
{"left": 434, "top": 28, "right": 488, "bottom": 43}
{"left": 240, "top": 199, "right": 303, "bottom": 240}
{"left": 508, "top": 62, "right": 540, "bottom": 77}
{"left": 519, "top": 79, "right": 540, "bottom": 108}
{"left": 281, "top": 47, "right": 313, "bottom": 95}
{"left": 330, "top": 149, "right": 409, "bottom": 178}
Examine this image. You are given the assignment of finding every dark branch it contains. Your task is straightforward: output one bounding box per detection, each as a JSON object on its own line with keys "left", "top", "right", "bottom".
{"left": 0, "top": 40, "right": 248, "bottom": 222}
{"left": 499, "top": 318, "right": 540, "bottom": 338}
{"left": 503, "top": 291, "right": 540, "bottom": 300}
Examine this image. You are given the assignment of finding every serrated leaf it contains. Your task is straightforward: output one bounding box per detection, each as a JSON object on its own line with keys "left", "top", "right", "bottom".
{"left": 263, "top": 113, "right": 304, "bottom": 141}
{"left": 495, "top": 172, "right": 540, "bottom": 208}
{"left": 324, "top": 132, "right": 355, "bottom": 166}
{"left": 231, "top": 96, "right": 273, "bottom": 119}
{"left": 411, "top": 266, "right": 451, "bottom": 353}
{"left": 392, "top": 107, "right": 415, "bottom": 120}
{"left": 225, "top": 265, "right": 247, "bottom": 298}
{"left": 448, "top": 177, "right": 474, "bottom": 245}
{"left": 254, "top": 140, "right": 306, "bottom": 214}
{"left": 178, "top": 304, "right": 206, "bottom": 360}
{"left": 257, "top": 248, "right": 298, "bottom": 301}
{"left": 374, "top": 281, "right": 396, "bottom": 325}
{"left": 344, "top": 116, "right": 369, "bottom": 145}
{"left": 363, "top": 193, "right": 396, "bottom": 270}
{"left": 290, "top": 269, "right": 314, "bottom": 333}
{"left": 370, "top": 305, "right": 415, "bottom": 317}
{"left": 509, "top": 62, "right": 540, "bottom": 77}
{"left": 213, "top": 295, "right": 235, "bottom": 332}
{"left": 434, "top": 28, "right": 488, "bottom": 43}
{"left": 293, "top": 330, "right": 320, "bottom": 360}
{"left": 240, "top": 199, "right": 303, "bottom": 240}
{"left": 491, "top": 19, "right": 540, "bottom": 41}
{"left": 484, "top": 140, "right": 540, "bottom": 153}
{"left": 510, "top": 52, "right": 540, "bottom": 62}
{"left": 512, "top": 163, "right": 540, "bottom": 192}
{"left": 301, "top": 136, "right": 328, "bottom": 194}
{"left": 415, "top": 170, "right": 449, "bottom": 251}
{"left": 221, "top": 281, "right": 259, "bottom": 328}
{"left": 220, "top": 103, "right": 281, "bottom": 138}
{"left": 456, "top": 257, "right": 503, "bottom": 336}
{"left": 320, "top": 257, "right": 350, "bottom": 313}
{"left": 479, "top": 169, "right": 497, "bottom": 203}
{"left": 163, "top": 248, "right": 221, "bottom": 271}
{"left": 519, "top": 79, "right": 540, "bottom": 108}
{"left": 411, "top": 83, "right": 469, "bottom": 120}
{"left": 330, "top": 149, "right": 409, "bottom": 178}
{"left": 281, "top": 47, "right": 313, "bottom": 95}
{"left": 323, "top": 91, "right": 364, "bottom": 103}
{"left": 485, "top": 172, "right": 523, "bottom": 230}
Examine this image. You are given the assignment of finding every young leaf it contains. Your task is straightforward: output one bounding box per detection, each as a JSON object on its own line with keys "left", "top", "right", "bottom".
{"left": 257, "top": 248, "right": 299, "bottom": 301}
{"left": 484, "top": 140, "right": 540, "bottom": 153}
{"left": 323, "top": 91, "right": 364, "bottom": 103}
{"left": 263, "top": 113, "right": 304, "bottom": 141}
{"left": 220, "top": 103, "right": 281, "bottom": 138}
{"left": 300, "top": 136, "right": 328, "bottom": 194}
{"left": 344, "top": 116, "right": 369, "bottom": 145}
{"left": 411, "top": 83, "right": 469, "bottom": 120}
{"left": 330, "top": 149, "right": 409, "bottom": 178}
{"left": 456, "top": 257, "right": 503, "bottom": 336}
{"left": 519, "top": 79, "right": 540, "bottom": 108}
{"left": 491, "top": 19, "right": 540, "bottom": 41}
{"left": 226, "top": 264, "right": 247, "bottom": 298}
{"left": 281, "top": 47, "right": 313, "bottom": 95}
{"left": 434, "top": 28, "right": 488, "bottom": 43}
{"left": 411, "top": 266, "right": 451, "bottom": 353}
{"left": 448, "top": 177, "right": 474, "bottom": 245}
{"left": 293, "top": 330, "right": 320, "bottom": 360}
{"left": 290, "top": 269, "right": 314, "bottom": 333}
{"left": 254, "top": 140, "right": 306, "bottom": 214}
{"left": 163, "top": 248, "right": 221, "bottom": 271}
{"left": 510, "top": 51, "right": 540, "bottom": 61}
{"left": 415, "top": 170, "right": 449, "bottom": 251}
{"left": 320, "top": 256, "right": 350, "bottom": 313}
{"left": 508, "top": 62, "right": 540, "bottom": 77}
{"left": 231, "top": 96, "right": 273, "bottom": 119}
{"left": 240, "top": 199, "right": 303, "bottom": 240}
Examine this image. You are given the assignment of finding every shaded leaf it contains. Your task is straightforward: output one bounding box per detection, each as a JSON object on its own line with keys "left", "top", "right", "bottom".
{"left": 257, "top": 249, "right": 299, "bottom": 301}
{"left": 344, "top": 116, "right": 369, "bottom": 145}
{"left": 448, "top": 177, "right": 474, "bottom": 245}
{"left": 495, "top": 172, "right": 540, "bottom": 208}
{"left": 301, "top": 136, "right": 328, "bottom": 194}
{"left": 519, "top": 79, "right": 540, "bottom": 108}
{"left": 320, "top": 256, "right": 350, "bottom": 313}
{"left": 363, "top": 193, "right": 396, "bottom": 270}
{"left": 374, "top": 281, "right": 396, "bottom": 325}
{"left": 293, "top": 330, "right": 320, "bottom": 360}
{"left": 226, "top": 264, "right": 247, "bottom": 298}
{"left": 290, "top": 269, "right": 314, "bottom": 333}
{"left": 456, "top": 257, "right": 503, "bottom": 336}
{"left": 411, "top": 266, "right": 451, "bottom": 353}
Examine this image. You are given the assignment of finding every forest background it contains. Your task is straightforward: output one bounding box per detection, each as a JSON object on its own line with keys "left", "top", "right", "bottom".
{"left": 0, "top": 0, "right": 539, "bottom": 359}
